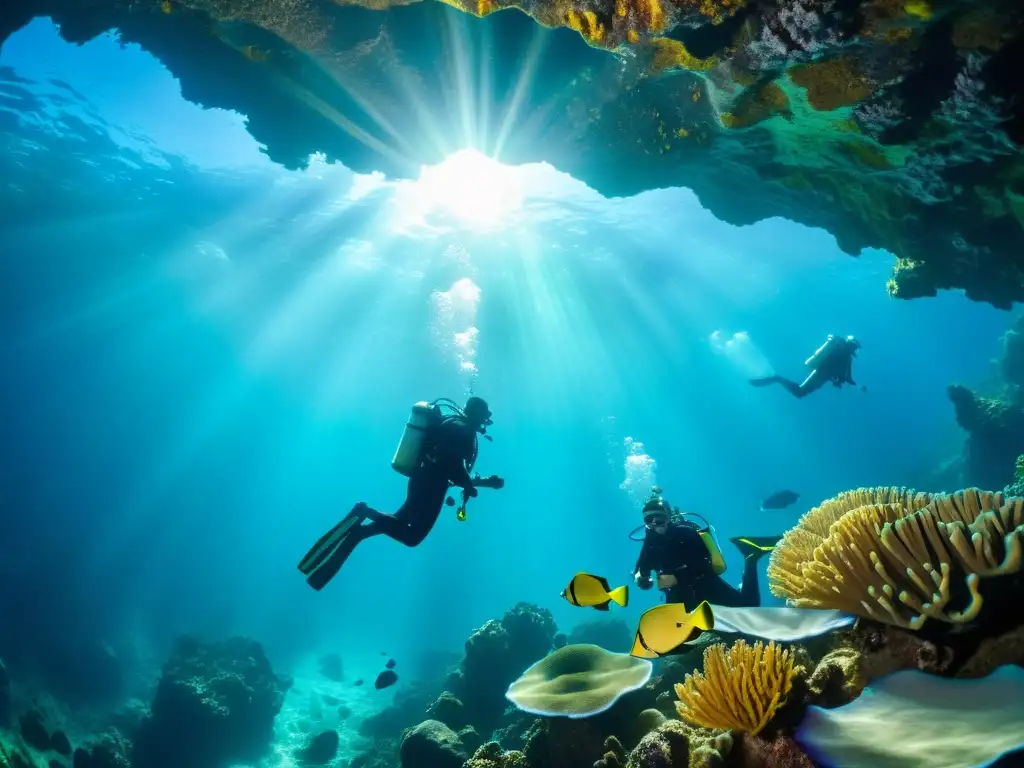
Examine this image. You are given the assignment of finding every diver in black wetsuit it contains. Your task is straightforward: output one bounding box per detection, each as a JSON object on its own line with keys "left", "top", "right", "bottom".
{"left": 632, "top": 491, "right": 779, "bottom": 608}
{"left": 749, "top": 334, "right": 863, "bottom": 399}
{"left": 299, "top": 397, "right": 504, "bottom": 591}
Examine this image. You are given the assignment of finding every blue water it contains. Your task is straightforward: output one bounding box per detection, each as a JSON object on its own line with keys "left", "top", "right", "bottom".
{"left": 0, "top": 16, "right": 1014, "bottom": 746}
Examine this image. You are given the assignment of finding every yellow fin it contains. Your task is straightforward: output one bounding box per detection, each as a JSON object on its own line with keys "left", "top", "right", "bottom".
{"left": 689, "top": 600, "right": 715, "bottom": 631}
{"left": 608, "top": 585, "right": 629, "bottom": 607}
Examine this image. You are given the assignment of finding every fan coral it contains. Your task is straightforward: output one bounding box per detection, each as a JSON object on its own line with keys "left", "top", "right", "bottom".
{"left": 674, "top": 640, "right": 801, "bottom": 735}
{"left": 767, "top": 488, "right": 1024, "bottom": 629}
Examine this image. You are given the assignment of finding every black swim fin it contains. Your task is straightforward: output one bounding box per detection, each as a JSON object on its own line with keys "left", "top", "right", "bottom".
{"left": 729, "top": 535, "right": 783, "bottom": 561}
{"left": 298, "top": 503, "right": 368, "bottom": 575}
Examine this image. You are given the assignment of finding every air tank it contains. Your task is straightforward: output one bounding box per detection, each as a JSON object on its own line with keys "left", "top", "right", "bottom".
{"left": 392, "top": 401, "right": 436, "bottom": 476}
{"left": 699, "top": 528, "right": 728, "bottom": 575}
{"left": 804, "top": 334, "right": 837, "bottom": 369}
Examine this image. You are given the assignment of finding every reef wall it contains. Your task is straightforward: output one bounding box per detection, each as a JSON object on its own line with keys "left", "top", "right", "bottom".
{"left": 1, "top": 0, "right": 1022, "bottom": 306}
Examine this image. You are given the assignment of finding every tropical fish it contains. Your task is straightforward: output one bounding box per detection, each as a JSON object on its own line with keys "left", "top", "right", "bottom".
{"left": 375, "top": 670, "right": 398, "bottom": 690}
{"left": 760, "top": 490, "right": 799, "bottom": 511}
{"left": 385, "top": 658, "right": 396, "bottom": 669}
{"left": 630, "top": 601, "right": 715, "bottom": 659}
{"left": 160, "top": 0, "right": 172, "bottom": 13}
{"left": 353, "top": 679, "right": 364, "bottom": 687}
{"left": 561, "top": 573, "right": 628, "bottom": 611}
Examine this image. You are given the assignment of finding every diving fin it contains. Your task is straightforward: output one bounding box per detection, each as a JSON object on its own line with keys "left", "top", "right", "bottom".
{"left": 729, "top": 535, "right": 783, "bottom": 561}
{"left": 298, "top": 503, "right": 368, "bottom": 575}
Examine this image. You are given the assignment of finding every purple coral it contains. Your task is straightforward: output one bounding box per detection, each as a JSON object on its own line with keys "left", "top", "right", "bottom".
{"left": 746, "top": 0, "right": 843, "bottom": 69}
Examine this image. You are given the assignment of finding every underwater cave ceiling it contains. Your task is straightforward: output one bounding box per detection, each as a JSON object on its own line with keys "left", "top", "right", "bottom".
{"left": 2, "top": 0, "right": 1023, "bottom": 305}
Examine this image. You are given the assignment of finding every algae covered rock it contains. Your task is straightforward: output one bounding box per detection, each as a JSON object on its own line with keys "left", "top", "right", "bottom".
{"left": 132, "top": 636, "right": 291, "bottom": 768}
{"left": 2, "top": 0, "right": 1022, "bottom": 306}
{"left": 399, "top": 719, "right": 467, "bottom": 768}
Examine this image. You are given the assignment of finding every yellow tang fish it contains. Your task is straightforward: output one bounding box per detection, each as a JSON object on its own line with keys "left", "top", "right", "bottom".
{"left": 630, "top": 601, "right": 714, "bottom": 659}
{"left": 561, "top": 572, "right": 629, "bottom": 611}
{"left": 160, "top": 0, "right": 172, "bottom": 13}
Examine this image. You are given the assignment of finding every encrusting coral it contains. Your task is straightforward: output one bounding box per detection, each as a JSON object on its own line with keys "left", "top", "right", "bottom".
{"left": 767, "top": 487, "right": 1024, "bottom": 630}
{"left": 673, "top": 640, "right": 801, "bottom": 736}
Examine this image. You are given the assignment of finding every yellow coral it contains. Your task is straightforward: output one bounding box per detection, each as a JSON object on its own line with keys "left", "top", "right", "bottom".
{"left": 650, "top": 37, "right": 717, "bottom": 72}
{"left": 789, "top": 58, "right": 876, "bottom": 111}
{"left": 718, "top": 81, "right": 789, "bottom": 129}
{"left": 768, "top": 488, "right": 1024, "bottom": 630}
{"left": 674, "top": 640, "right": 800, "bottom": 735}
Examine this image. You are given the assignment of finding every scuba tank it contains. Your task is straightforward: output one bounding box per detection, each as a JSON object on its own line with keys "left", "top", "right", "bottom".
{"left": 686, "top": 512, "right": 727, "bottom": 575}
{"left": 392, "top": 398, "right": 471, "bottom": 477}
{"left": 630, "top": 489, "right": 728, "bottom": 576}
{"left": 805, "top": 334, "right": 838, "bottom": 369}
{"left": 391, "top": 401, "right": 438, "bottom": 476}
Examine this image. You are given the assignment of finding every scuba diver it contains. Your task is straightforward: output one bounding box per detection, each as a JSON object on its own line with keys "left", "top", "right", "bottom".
{"left": 299, "top": 396, "right": 504, "bottom": 591}
{"left": 749, "top": 334, "right": 864, "bottom": 399}
{"left": 631, "top": 488, "right": 781, "bottom": 608}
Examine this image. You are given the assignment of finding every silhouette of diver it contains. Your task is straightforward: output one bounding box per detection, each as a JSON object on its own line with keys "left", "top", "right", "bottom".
{"left": 299, "top": 397, "right": 503, "bottom": 591}
{"left": 750, "top": 334, "right": 863, "bottom": 399}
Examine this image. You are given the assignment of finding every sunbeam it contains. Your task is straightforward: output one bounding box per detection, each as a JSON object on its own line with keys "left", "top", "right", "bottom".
{"left": 390, "top": 149, "right": 524, "bottom": 231}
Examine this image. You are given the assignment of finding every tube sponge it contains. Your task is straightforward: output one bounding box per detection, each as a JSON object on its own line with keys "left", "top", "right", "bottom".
{"left": 674, "top": 640, "right": 801, "bottom": 735}
{"left": 767, "top": 487, "right": 1024, "bottom": 629}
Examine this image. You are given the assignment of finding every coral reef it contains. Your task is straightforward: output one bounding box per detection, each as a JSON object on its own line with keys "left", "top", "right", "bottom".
{"left": 464, "top": 741, "right": 526, "bottom": 768}
{"left": 446, "top": 603, "right": 557, "bottom": 733}
{"left": 625, "top": 720, "right": 731, "bottom": 768}
{"left": 132, "top": 636, "right": 291, "bottom": 768}
{"left": 400, "top": 720, "right": 468, "bottom": 768}
{"left": 948, "top": 385, "right": 1024, "bottom": 490}
{"left": 768, "top": 487, "right": 1024, "bottom": 630}
{"left": 674, "top": 640, "right": 800, "bottom": 735}
{"left": 2, "top": 0, "right": 1023, "bottom": 305}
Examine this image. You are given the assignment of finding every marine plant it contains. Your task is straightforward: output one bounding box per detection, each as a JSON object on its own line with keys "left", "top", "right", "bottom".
{"left": 674, "top": 639, "right": 801, "bottom": 735}
{"left": 767, "top": 488, "right": 1024, "bottom": 629}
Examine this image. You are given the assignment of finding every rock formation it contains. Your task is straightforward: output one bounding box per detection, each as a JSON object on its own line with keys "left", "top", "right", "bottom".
{"left": 2, "top": 0, "right": 1022, "bottom": 306}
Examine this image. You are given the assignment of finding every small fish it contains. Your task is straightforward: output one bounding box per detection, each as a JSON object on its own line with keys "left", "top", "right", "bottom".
{"left": 760, "top": 490, "right": 799, "bottom": 511}
{"left": 561, "top": 573, "right": 629, "bottom": 611}
{"left": 353, "top": 679, "right": 364, "bottom": 687}
{"left": 160, "top": 0, "right": 172, "bottom": 12}
{"left": 630, "top": 601, "right": 715, "bottom": 659}
{"left": 385, "top": 658, "right": 396, "bottom": 669}
{"left": 375, "top": 670, "right": 398, "bottom": 690}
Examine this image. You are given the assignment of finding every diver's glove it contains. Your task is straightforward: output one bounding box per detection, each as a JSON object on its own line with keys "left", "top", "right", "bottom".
{"left": 463, "top": 485, "right": 479, "bottom": 498}
{"left": 473, "top": 474, "right": 505, "bottom": 490}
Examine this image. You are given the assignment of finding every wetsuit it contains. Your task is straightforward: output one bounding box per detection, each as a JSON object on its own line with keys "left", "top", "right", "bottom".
{"left": 750, "top": 345, "right": 856, "bottom": 399}
{"left": 303, "top": 416, "right": 478, "bottom": 591}
{"left": 634, "top": 520, "right": 761, "bottom": 608}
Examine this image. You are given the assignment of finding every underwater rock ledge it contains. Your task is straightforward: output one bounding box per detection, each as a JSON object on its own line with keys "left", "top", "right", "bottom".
{"left": 2, "top": 0, "right": 1023, "bottom": 306}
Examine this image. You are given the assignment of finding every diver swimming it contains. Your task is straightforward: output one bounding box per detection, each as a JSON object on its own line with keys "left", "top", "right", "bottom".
{"left": 631, "top": 487, "right": 781, "bottom": 608}
{"left": 749, "top": 334, "right": 864, "bottom": 399}
{"left": 299, "top": 396, "right": 504, "bottom": 591}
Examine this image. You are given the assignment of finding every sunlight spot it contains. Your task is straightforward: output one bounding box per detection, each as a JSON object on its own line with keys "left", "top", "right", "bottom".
{"left": 346, "top": 171, "right": 389, "bottom": 202}
{"left": 389, "top": 149, "right": 523, "bottom": 233}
